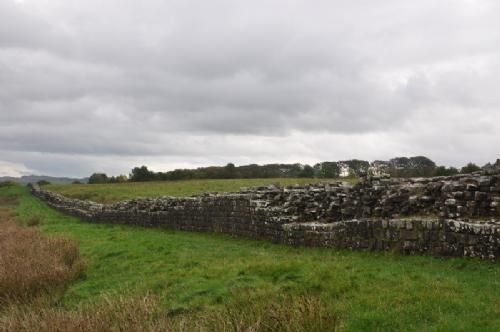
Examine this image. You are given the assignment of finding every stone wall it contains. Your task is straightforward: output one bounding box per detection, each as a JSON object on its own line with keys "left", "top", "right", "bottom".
{"left": 30, "top": 167, "right": 500, "bottom": 261}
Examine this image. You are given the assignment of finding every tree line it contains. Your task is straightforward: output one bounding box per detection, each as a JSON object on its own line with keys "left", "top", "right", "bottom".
{"left": 86, "top": 156, "right": 493, "bottom": 184}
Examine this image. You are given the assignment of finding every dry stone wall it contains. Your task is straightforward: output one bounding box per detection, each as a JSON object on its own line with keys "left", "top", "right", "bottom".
{"left": 30, "top": 167, "right": 500, "bottom": 261}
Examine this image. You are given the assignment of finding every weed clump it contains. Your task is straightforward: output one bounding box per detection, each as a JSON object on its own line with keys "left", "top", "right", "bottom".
{"left": 25, "top": 215, "right": 42, "bottom": 227}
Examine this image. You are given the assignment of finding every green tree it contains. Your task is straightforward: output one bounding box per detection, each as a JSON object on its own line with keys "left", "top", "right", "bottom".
{"left": 317, "top": 162, "right": 340, "bottom": 178}
{"left": 129, "top": 166, "right": 155, "bottom": 182}
{"left": 299, "top": 165, "right": 315, "bottom": 178}
{"left": 408, "top": 156, "right": 436, "bottom": 176}
{"left": 433, "top": 166, "right": 459, "bottom": 176}
{"left": 388, "top": 156, "right": 436, "bottom": 177}
{"left": 224, "top": 163, "right": 237, "bottom": 178}
{"left": 341, "top": 159, "right": 370, "bottom": 177}
{"left": 88, "top": 173, "right": 109, "bottom": 184}
{"left": 115, "top": 175, "right": 128, "bottom": 183}
{"left": 460, "top": 163, "right": 481, "bottom": 174}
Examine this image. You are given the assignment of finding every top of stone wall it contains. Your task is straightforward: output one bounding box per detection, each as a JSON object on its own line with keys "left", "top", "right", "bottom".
{"left": 30, "top": 168, "right": 499, "bottom": 223}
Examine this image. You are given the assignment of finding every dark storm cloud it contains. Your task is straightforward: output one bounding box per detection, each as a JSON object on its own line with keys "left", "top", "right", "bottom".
{"left": 0, "top": 0, "right": 499, "bottom": 176}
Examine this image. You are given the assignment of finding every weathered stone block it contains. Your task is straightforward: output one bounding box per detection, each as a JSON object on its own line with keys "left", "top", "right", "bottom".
{"left": 475, "top": 191, "right": 488, "bottom": 201}
{"left": 445, "top": 198, "right": 457, "bottom": 206}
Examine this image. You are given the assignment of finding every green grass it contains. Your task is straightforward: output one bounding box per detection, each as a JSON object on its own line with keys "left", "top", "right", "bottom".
{"left": 1, "top": 184, "right": 500, "bottom": 331}
{"left": 45, "top": 178, "right": 352, "bottom": 204}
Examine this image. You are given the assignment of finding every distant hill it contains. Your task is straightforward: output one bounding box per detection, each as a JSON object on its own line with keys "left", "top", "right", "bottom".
{"left": 0, "top": 175, "right": 88, "bottom": 185}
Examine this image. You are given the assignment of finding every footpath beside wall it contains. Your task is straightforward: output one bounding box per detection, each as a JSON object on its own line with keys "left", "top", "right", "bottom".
{"left": 30, "top": 167, "right": 500, "bottom": 261}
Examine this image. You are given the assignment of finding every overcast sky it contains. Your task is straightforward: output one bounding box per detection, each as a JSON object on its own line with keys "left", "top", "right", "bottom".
{"left": 1, "top": 0, "right": 499, "bottom": 177}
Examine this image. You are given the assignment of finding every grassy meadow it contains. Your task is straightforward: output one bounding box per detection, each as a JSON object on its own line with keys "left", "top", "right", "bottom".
{"left": 45, "top": 178, "right": 354, "bottom": 204}
{"left": 1, "top": 182, "right": 500, "bottom": 331}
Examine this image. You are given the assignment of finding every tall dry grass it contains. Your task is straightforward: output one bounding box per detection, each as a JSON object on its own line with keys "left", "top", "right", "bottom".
{"left": 0, "top": 208, "right": 86, "bottom": 304}
{"left": 1, "top": 295, "right": 168, "bottom": 332}
{"left": 1, "top": 294, "right": 339, "bottom": 332}
{"left": 199, "top": 293, "right": 339, "bottom": 332}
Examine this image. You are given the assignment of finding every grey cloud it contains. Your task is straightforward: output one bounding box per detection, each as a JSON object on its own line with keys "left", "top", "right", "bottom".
{"left": 0, "top": 0, "right": 499, "bottom": 176}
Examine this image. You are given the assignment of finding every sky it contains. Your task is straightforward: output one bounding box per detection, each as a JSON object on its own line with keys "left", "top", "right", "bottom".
{"left": 1, "top": 0, "right": 499, "bottom": 177}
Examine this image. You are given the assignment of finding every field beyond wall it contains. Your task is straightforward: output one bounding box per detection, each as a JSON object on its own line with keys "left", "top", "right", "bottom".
{"left": 45, "top": 178, "right": 353, "bottom": 203}
{"left": 1, "top": 180, "right": 500, "bottom": 331}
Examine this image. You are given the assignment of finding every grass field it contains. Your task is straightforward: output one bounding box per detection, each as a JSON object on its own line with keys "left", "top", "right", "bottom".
{"left": 45, "top": 178, "right": 353, "bottom": 203}
{"left": 1, "top": 183, "right": 500, "bottom": 331}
